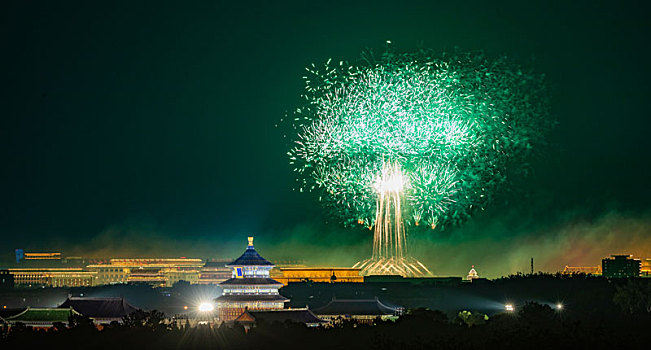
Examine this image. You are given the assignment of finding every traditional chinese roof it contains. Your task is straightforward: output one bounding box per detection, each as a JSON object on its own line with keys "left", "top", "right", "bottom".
{"left": 215, "top": 294, "right": 290, "bottom": 303}
{"left": 313, "top": 297, "right": 397, "bottom": 316}
{"left": 226, "top": 237, "right": 274, "bottom": 267}
{"left": 204, "top": 261, "right": 228, "bottom": 268}
{"left": 220, "top": 277, "right": 283, "bottom": 286}
{"left": 235, "top": 308, "right": 326, "bottom": 325}
{"left": 5, "top": 307, "right": 79, "bottom": 323}
{"left": 58, "top": 297, "right": 138, "bottom": 318}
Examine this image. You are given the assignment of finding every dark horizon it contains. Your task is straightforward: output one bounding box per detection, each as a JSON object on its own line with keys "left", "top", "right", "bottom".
{"left": 2, "top": 0, "right": 650, "bottom": 277}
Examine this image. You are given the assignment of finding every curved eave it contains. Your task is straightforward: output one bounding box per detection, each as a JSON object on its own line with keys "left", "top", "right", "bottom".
{"left": 226, "top": 246, "right": 274, "bottom": 267}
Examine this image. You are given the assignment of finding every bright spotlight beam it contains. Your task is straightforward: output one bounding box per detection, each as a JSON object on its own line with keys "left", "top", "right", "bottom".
{"left": 198, "top": 302, "right": 214, "bottom": 312}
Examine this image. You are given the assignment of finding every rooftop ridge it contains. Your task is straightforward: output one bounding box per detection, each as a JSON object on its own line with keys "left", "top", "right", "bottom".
{"left": 313, "top": 297, "right": 398, "bottom": 315}
{"left": 68, "top": 296, "right": 124, "bottom": 300}
{"left": 226, "top": 238, "right": 274, "bottom": 267}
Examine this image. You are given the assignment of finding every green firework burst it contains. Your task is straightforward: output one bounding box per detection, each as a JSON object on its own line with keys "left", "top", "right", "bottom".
{"left": 288, "top": 47, "right": 552, "bottom": 229}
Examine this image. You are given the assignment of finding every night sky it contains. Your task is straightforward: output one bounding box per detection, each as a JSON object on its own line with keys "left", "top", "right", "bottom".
{"left": 2, "top": 1, "right": 650, "bottom": 276}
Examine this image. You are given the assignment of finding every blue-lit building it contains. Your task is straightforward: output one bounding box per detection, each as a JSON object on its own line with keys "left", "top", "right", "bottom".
{"left": 215, "top": 237, "right": 289, "bottom": 321}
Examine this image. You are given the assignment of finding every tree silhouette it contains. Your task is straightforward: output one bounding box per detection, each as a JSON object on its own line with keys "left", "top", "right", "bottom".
{"left": 614, "top": 279, "right": 651, "bottom": 314}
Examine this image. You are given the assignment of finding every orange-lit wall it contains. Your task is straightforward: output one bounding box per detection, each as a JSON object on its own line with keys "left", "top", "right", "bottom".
{"left": 274, "top": 268, "right": 363, "bottom": 285}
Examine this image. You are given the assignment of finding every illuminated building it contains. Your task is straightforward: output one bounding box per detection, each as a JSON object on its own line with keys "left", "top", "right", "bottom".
{"left": 562, "top": 265, "right": 602, "bottom": 275}
{"left": 86, "top": 258, "right": 204, "bottom": 287}
{"left": 602, "top": 255, "right": 641, "bottom": 278}
{"left": 215, "top": 237, "right": 289, "bottom": 321}
{"left": 7, "top": 257, "right": 208, "bottom": 287}
{"left": 312, "top": 297, "right": 400, "bottom": 324}
{"left": 22, "top": 252, "right": 61, "bottom": 261}
{"left": 466, "top": 265, "right": 479, "bottom": 281}
{"left": 14, "top": 251, "right": 64, "bottom": 268}
{"left": 274, "top": 267, "right": 363, "bottom": 285}
{"left": 165, "top": 268, "right": 201, "bottom": 285}
{"left": 89, "top": 265, "right": 130, "bottom": 285}
{"left": 197, "top": 260, "right": 232, "bottom": 284}
{"left": 3, "top": 307, "right": 79, "bottom": 328}
{"left": 127, "top": 269, "right": 168, "bottom": 287}
{"left": 640, "top": 259, "right": 651, "bottom": 277}
{"left": 8, "top": 268, "right": 96, "bottom": 287}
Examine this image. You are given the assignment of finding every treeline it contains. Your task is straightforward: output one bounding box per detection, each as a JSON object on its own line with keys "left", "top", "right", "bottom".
{"left": 2, "top": 299, "right": 650, "bottom": 350}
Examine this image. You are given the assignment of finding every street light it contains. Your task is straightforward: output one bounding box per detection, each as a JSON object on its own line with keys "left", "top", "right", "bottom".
{"left": 505, "top": 303, "right": 514, "bottom": 312}
{"left": 556, "top": 303, "right": 563, "bottom": 310}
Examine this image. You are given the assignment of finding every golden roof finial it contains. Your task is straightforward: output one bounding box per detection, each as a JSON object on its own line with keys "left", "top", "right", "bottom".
{"left": 248, "top": 236, "right": 254, "bottom": 246}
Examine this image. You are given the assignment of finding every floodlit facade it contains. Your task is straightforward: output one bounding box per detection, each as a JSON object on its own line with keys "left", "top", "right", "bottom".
{"left": 8, "top": 268, "right": 96, "bottom": 287}
{"left": 22, "top": 252, "right": 62, "bottom": 261}
{"left": 273, "top": 267, "right": 363, "bottom": 285}
{"left": 641, "top": 259, "right": 651, "bottom": 277}
{"left": 602, "top": 255, "right": 641, "bottom": 278}
{"left": 7, "top": 257, "right": 213, "bottom": 287}
{"left": 215, "top": 237, "right": 289, "bottom": 321}
{"left": 86, "top": 258, "right": 204, "bottom": 287}
{"left": 197, "top": 260, "right": 232, "bottom": 284}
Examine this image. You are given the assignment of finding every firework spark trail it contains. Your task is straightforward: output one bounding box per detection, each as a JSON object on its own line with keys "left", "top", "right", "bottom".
{"left": 290, "top": 48, "right": 550, "bottom": 229}
{"left": 288, "top": 46, "right": 551, "bottom": 275}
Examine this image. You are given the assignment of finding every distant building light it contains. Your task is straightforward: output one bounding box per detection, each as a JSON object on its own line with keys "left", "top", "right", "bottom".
{"left": 505, "top": 304, "right": 514, "bottom": 312}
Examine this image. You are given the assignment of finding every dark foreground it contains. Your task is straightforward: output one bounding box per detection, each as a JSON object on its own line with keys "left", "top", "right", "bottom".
{"left": 2, "top": 301, "right": 650, "bottom": 350}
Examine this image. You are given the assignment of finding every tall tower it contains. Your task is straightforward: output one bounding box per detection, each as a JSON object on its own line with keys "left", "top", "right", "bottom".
{"left": 215, "top": 237, "right": 289, "bottom": 321}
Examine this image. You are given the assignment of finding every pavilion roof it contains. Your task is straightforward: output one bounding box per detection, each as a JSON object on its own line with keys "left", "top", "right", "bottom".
{"left": 227, "top": 244, "right": 273, "bottom": 267}
{"left": 236, "top": 308, "right": 326, "bottom": 324}
{"left": 313, "top": 297, "right": 398, "bottom": 316}
{"left": 5, "top": 307, "right": 79, "bottom": 322}
{"left": 204, "top": 261, "right": 228, "bottom": 268}
{"left": 58, "top": 297, "right": 138, "bottom": 318}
